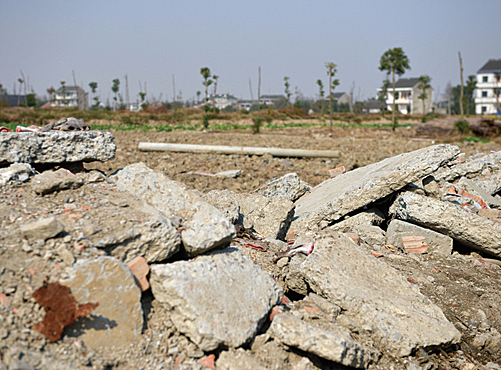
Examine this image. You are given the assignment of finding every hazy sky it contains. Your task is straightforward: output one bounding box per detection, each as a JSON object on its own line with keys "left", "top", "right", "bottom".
{"left": 2, "top": 0, "right": 500, "bottom": 105}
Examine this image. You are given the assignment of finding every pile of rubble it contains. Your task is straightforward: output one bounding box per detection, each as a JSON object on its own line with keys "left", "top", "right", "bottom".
{"left": 1, "top": 125, "right": 501, "bottom": 369}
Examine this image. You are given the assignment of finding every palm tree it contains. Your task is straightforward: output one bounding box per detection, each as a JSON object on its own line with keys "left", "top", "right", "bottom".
{"left": 200, "top": 67, "right": 212, "bottom": 104}
{"left": 379, "top": 47, "right": 410, "bottom": 130}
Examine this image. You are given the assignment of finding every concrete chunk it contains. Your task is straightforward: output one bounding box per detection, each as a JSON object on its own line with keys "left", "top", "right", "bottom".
{"left": 390, "top": 192, "right": 501, "bottom": 257}
{"left": 300, "top": 233, "right": 461, "bottom": 357}
{"left": 111, "top": 162, "right": 235, "bottom": 257}
{"left": 0, "top": 163, "right": 35, "bottom": 186}
{"left": 220, "top": 189, "right": 295, "bottom": 239}
{"left": 20, "top": 216, "right": 64, "bottom": 241}
{"left": 0, "top": 131, "right": 116, "bottom": 165}
{"left": 270, "top": 312, "right": 380, "bottom": 368}
{"left": 434, "top": 150, "right": 501, "bottom": 185}
{"left": 291, "top": 144, "right": 459, "bottom": 234}
{"left": 61, "top": 257, "right": 143, "bottom": 349}
{"left": 150, "top": 248, "right": 282, "bottom": 351}
{"left": 31, "top": 169, "right": 84, "bottom": 195}
{"left": 253, "top": 173, "right": 311, "bottom": 202}
{"left": 81, "top": 190, "right": 181, "bottom": 264}
{"left": 387, "top": 219, "right": 453, "bottom": 255}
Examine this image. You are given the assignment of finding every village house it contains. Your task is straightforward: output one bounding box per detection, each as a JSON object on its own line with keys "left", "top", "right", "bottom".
{"left": 377, "top": 78, "right": 433, "bottom": 114}
{"left": 475, "top": 59, "right": 501, "bottom": 115}
{"left": 53, "top": 86, "right": 88, "bottom": 110}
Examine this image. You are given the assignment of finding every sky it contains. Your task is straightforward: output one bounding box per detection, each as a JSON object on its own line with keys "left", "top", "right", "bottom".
{"left": 1, "top": 0, "right": 500, "bottom": 105}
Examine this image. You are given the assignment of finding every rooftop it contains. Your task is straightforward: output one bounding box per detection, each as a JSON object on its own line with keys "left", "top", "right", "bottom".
{"left": 478, "top": 59, "right": 501, "bottom": 73}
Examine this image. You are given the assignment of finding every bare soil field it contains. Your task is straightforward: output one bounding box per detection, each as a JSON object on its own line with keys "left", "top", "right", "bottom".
{"left": 3, "top": 121, "right": 501, "bottom": 369}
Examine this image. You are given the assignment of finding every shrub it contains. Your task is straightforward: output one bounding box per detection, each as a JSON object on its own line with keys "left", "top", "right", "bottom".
{"left": 202, "top": 114, "right": 210, "bottom": 129}
{"left": 454, "top": 119, "right": 470, "bottom": 135}
{"left": 252, "top": 117, "right": 263, "bottom": 134}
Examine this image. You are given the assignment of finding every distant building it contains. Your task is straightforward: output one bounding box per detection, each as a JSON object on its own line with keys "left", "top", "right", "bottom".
{"left": 329, "top": 92, "right": 350, "bottom": 105}
{"left": 0, "top": 94, "right": 26, "bottom": 107}
{"left": 205, "top": 93, "right": 238, "bottom": 110}
{"left": 475, "top": 59, "right": 501, "bottom": 115}
{"left": 377, "top": 78, "right": 433, "bottom": 114}
{"left": 260, "top": 95, "right": 285, "bottom": 106}
{"left": 236, "top": 100, "right": 253, "bottom": 111}
{"left": 53, "top": 86, "right": 88, "bottom": 110}
{"left": 362, "top": 100, "right": 383, "bottom": 114}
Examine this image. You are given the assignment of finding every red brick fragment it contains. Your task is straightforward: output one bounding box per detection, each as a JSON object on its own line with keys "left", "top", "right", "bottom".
{"left": 32, "top": 282, "right": 98, "bottom": 342}
{"left": 0, "top": 292, "right": 8, "bottom": 307}
{"left": 199, "top": 354, "right": 216, "bottom": 369}
{"left": 371, "top": 251, "right": 384, "bottom": 258}
{"left": 328, "top": 166, "right": 346, "bottom": 177}
{"left": 127, "top": 256, "right": 150, "bottom": 291}
{"left": 269, "top": 305, "right": 284, "bottom": 321}
{"left": 347, "top": 232, "right": 360, "bottom": 245}
{"left": 402, "top": 236, "right": 428, "bottom": 254}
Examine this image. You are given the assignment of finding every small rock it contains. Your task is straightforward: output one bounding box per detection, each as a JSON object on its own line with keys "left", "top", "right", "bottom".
{"left": 20, "top": 217, "right": 64, "bottom": 241}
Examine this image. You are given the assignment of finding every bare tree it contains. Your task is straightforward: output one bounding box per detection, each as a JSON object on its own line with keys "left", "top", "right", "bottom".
{"left": 458, "top": 51, "right": 464, "bottom": 119}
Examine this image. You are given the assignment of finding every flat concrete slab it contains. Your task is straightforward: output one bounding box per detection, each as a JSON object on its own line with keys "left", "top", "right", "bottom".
{"left": 391, "top": 191, "right": 501, "bottom": 257}
{"left": 0, "top": 131, "right": 116, "bottom": 165}
{"left": 300, "top": 233, "right": 461, "bottom": 357}
{"left": 291, "top": 144, "right": 459, "bottom": 234}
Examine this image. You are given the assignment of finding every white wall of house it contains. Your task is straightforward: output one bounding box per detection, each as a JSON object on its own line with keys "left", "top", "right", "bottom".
{"left": 378, "top": 85, "right": 433, "bottom": 114}
{"left": 475, "top": 72, "right": 501, "bottom": 115}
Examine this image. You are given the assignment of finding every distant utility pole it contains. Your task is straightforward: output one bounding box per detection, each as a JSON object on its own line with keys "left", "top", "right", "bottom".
{"left": 125, "top": 74, "right": 130, "bottom": 110}
{"left": 172, "top": 74, "right": 176, "bottom": 110}
{"left": 458, "top": 51, "right": 464, "bottom": 119}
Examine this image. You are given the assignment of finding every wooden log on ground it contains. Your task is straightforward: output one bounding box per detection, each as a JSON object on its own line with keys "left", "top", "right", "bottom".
{"left": 138, "top": 142, "right": 340, "bottom": 158}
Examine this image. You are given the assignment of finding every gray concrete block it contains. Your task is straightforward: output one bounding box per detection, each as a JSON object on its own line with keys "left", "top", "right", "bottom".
{"left": 390, "top": 192, "right": 501, "bottom": 257}
{"left": 270, "top": 312, "right": 380, "bottom": 368}
{"left": 0, "top": 131, "right": 116, "bottom": 165}
{"left": 300, "top": 233, "right": 461, "bottom": 357}
{"left": 111, "top": 163, "right": 235, "bottom": 257}
{"left": 387, "top": 219, "right": 453, "bottom": 255}
{"left": 290, "top": 144, "right": 459, "bottom": 235}
{"left": 150, "top": 248, "right": 282, "bottom": 351}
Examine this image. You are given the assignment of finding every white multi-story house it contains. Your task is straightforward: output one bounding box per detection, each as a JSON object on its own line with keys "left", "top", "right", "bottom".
{"left": 53, "top": 86, "right": 88, "bottom": 110}
{"left": 475, "top": 59, "right": 501, "bottom": 115}
{"left": 377, "top": 78, "right": 433, "bottom": 114}
{"left": 204, "top": 93, "right": 238, "bottom": 110}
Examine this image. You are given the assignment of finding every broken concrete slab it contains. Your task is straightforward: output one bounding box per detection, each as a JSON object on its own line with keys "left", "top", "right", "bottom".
{"left": 300, "top": 233, "right": 461, "bottom": 357}
{"left": 79, "top": 190, "right": 181, "bottom": 264}
{"left": 150, "top": 247, "right": 282, "bottom": 351}
{"left": 290, "top": 144, "right": 460, "bottom": 234}
{"left": 328, "top": 208, "right": 386, "bottom": 230}
{"left": 203, "top": 189, "right": 240, "bottom": 224}
{"left": 31, "top": 169, "right": 84, "bottom": 195}
{"left": 20, "top": 217, "right": 64, "bottom": 241}
{"left": 270, "top": 312, "right": 380, "bottom": 368}
{"left": 111, "top": 162, "right": 235, "bottom": 257}
{"left": 218, "top": 189, "right": 295, "bottom": 239}
{"left": 472, "top": 170, "right": 501, "bottom": 195}
{"left": 387, "top": 219, "right": 453, "bottom": 255}
{"left": 0, "top": 131, "right": 116, "bottom": 165}
{"left": 390, "top": 192, "right": 501, "bottom": 258}
{"left": 253, "top": 173, "right": 311, "bottom": 202}
{"left": 433, "top": 150, "right": 501, "bottom": 185}
{"left": 216, "top": 349, "right": 267, "bottom": 370}
{"left": 0, "top": 163, "right": 35, "bottom": 186}
{"left": 61, "top": 256, "right": 143, "bottom": 349}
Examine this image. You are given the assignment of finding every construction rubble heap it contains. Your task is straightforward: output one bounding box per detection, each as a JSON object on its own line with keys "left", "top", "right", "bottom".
{"left": 2, "top": 125, "right": 501, "bottom": 370}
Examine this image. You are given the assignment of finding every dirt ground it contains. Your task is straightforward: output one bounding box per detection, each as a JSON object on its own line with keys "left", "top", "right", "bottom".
{"left": 87, "top": 123, "right": 501, "bottom": 193}
{"left": 2, "top": 122, "right": 501, "bottom": 369}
